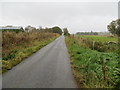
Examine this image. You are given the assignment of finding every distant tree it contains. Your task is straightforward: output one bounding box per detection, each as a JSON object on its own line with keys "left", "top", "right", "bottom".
{"left": 94, "top": 32, "right": 98, "bottom": 35}
{"left": 107, "top": 19, "right": 120, "bottom": 37}
{"left": 116, "top": 19, "right": 120, "bottom": 37}
{"left": 63, "top": 28, "right": 70, "bottom": 35}
{"left": 37, "top": 26, "right": 62, "bottom": 35}
{"left": 107, "top": 19, "right": 120, "bottom": 51}
{"left": 76, "top": 32, "right": 98, "bottom": 35}
{"left": 115, "top": 19, "right": 120, "bottom": 46}
{"left": 51, "top": 26, "right": 62, "bottom": 35}
{"left": 107, "top": 21, "right": 116, "bottom": 35}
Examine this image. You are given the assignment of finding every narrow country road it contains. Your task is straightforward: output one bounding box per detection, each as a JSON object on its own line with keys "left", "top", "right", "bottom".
{"left": 2, "top": 35, "right": 77, "bottom": 88}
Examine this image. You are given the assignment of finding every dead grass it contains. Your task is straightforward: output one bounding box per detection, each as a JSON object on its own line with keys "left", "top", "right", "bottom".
{"left": 2, "top": 32, "right": 59, "bottom": 73}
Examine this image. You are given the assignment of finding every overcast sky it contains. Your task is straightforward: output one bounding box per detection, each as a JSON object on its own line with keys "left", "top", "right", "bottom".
{"left": 0, "top": 1, "right": 118, "bottom": 33}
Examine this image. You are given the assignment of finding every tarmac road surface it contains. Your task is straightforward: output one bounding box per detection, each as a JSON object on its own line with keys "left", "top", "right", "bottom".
{"left": 2, "top": 35, "right": 77, "bottom": 88}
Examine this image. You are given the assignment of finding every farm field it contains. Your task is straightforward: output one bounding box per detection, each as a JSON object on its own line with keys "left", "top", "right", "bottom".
{"left": 80, "top": 35, "right": 117, "bottom": 43}
{"left": 2, "top": 32, "right": 59, "bottom": 73}
{"left": 65, "top": 35, "right": 120, "bottom": 88}
{"left": 75, "top": 35, "right": 118, "bottom": 53}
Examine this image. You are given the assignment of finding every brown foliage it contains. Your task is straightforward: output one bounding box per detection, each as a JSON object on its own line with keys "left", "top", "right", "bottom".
{"left": 2, "top": 32, "right": 58, "bottom": 58}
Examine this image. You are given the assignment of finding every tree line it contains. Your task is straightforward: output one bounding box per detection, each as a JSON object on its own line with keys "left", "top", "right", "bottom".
{"left": 76, "top": 31, "right": 98, "bottom": 35}
{"left": 1, "top": 25, "right": 70, "bottom": 36}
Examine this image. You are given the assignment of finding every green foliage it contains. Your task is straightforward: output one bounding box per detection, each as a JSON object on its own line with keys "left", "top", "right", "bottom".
{"left": 65, "top": 36, "right": 120, "bottom": 88}
{"left": 107, "top": 19, "right": 120, "bottom": 36}
{"left": 115, "top": 19, "right": 120, "bottom": 36}
{"left": 63, "top": 28, "right": 70, "bottom": 35}
{"left": 52, "top": 26, "right": 63, "bottom": 35}
{"left": 40, "top": 26, "right": 63, "bottom": 35}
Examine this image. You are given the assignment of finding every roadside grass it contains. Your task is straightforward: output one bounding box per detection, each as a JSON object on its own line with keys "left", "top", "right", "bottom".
{"left": 65, "top": 36, "right": 120, "bottom": 88}
{"left": 2, "top": 32, "right": 59, "bottom": 73}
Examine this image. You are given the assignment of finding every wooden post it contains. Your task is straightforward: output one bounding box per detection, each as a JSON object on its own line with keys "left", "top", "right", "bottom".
{"left": 100, "top": 56, "right": 107, "bottom": 81}
{"left": 93, "top": 41, "right": 95, "bottom": 50}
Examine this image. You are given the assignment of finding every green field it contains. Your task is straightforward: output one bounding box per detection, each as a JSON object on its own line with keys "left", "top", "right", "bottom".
{"left": 76, "top": 35, "right": 118, "bottom": 52}
{"left": 80, "top": 35, "right": 117, "bottom": 43}
{"left": 65, "top": 35, "right": 120, "bottom": 88}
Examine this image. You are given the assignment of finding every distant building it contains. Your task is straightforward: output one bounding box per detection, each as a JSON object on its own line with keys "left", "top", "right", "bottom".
{"left": 0, "top": 26, "right": 24, "bottom": 32}
{"left": 25, "top": 26, "right": 36, "bottom": 32}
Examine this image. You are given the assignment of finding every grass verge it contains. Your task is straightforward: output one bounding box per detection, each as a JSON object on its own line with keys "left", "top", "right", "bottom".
{"left": 65, "top": 36, "right": 120, "bottom": 88}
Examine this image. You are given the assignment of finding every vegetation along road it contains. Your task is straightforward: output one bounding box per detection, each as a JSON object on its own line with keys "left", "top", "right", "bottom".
{"left": 2, "top": 35, "right": 77, "bottom": 88}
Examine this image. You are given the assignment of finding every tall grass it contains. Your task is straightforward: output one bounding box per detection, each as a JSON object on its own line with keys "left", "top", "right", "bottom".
{"left": 2, "top": 32, "right": 59, "bottom": 73}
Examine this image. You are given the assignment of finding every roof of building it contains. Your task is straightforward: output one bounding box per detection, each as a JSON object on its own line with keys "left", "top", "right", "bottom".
{"left": 0, "top": 26, "right": 23, "bottom": 30}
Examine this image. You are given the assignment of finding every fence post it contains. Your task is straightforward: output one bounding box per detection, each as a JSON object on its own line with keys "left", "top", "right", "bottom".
{"left": 100, "top": 56, "right": 107, "bottom": 81}
{"left": 93, "top": 41, "right": 95, "bottom": 50}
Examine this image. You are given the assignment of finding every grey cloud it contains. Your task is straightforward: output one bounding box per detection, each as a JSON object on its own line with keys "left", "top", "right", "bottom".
{"left": 0, "top": 2, "right": 118, "bottom": 33}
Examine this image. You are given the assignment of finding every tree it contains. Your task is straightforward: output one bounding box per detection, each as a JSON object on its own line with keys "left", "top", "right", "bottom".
{"left": 51, "top": 26, "right": 62, "bottom": 35}
{"left": 107, "top": 19, "right": 120, "bottom": 36}
{"left": 37, "top": 26, "right": 62, "bottom": 35}
{"left": 107, "top": 19, "right": 120, "bottom": 51}
{"left": 108, "top": 19, "right": 120, "bottom": 89}
{"left": 63, "top": 28, "right": 70, "bottom": 35}
{"left": 116, "top": 19, "right": 120, "bottom": 37}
